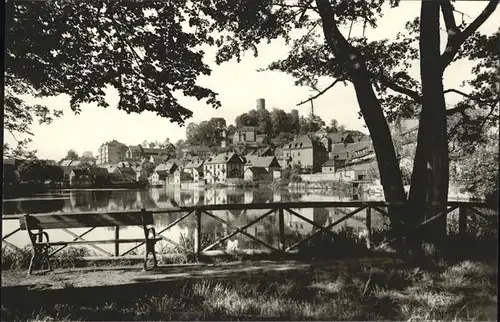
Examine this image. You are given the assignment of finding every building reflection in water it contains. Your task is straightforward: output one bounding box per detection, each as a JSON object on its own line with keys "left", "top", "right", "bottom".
{"left": 2, "top": 187, "right": 382, "bottom": 251}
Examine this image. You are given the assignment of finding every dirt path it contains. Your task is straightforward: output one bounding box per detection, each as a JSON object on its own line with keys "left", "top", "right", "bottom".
{"left": 1, "top": 261, "right": 311, "bottom": 290}
{"left": 2, "top": 257, "right": 406, "bottom": 291}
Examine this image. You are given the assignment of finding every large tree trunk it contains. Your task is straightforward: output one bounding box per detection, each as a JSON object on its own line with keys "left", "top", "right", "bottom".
{"left": 315, "top": 0, "right": 407, "bottom": 226}
{"left": 409, "top": 1, "right": 449, "bottom": 239}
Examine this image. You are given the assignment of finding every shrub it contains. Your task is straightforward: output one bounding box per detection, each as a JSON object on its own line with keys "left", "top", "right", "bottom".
{"left": 1, "top": 246, "right": 91, "bottom": 270}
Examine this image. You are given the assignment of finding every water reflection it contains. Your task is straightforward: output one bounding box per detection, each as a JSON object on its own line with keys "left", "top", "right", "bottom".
{"left": 3, "top": 187, "right": 389, "bottom": 252}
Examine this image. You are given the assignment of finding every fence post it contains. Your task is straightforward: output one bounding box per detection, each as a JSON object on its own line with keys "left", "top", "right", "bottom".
{"left": 366, "top": 206, "right": 372, "bottom": 250}
{"left": 114, "top": 226, "right": 120, "bottom": 257}
{"left": 459, "top": 205, "right": 467, "bottom": 238}
{"left": 194, "top": 209, "right": 201, "bottom": 257}
{"left": 278, "top": 208, "right": 285, "bottom": 251}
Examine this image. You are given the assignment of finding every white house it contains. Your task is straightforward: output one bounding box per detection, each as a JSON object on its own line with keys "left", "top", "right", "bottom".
{"left": 203, "top": 152, "right": 243, "bottom": 184}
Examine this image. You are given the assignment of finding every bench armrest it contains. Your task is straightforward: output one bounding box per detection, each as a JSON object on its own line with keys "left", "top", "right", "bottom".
{"left": 145, "top": 227, "right": 157, "bottom": 239}
{"left": 31, "top": 231, "right": 50, "bottom": 245}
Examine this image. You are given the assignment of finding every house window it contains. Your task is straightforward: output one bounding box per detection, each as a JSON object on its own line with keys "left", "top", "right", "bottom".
{"left": 298, "top": 152, "right": 301, "bottom": 156}
{"left": 330, "top": 167, "right": 332, "bottom": 171}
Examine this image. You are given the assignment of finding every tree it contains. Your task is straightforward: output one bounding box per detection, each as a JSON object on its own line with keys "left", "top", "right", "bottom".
{"left": 289, "top": 110, "right": 301, "bottom": 135}
{"left": 185, "top": 123, "right": 200, "bottom": 145}
{"left": 81, "top": 151, "right": 96, "bottom": 164}
{"left": 256, "top": 108, "right": 272, "bottom": 134}
{"left": 18, "top": 160, "right": 64, "bottom": 184}
{"left": 141, "top": 161, "right": 157, "bottom": 178}
{"left": 6, "top": 1, "right": 220, "bottom": 126}
{"left": 270, "top": 108, "right": 288, "bottom": 136}
{"left": 66, "top": 150, "right": 79, "bottom": 161}
{"left": 193, "top": 0, "right": 496, "bottom": 235}
{"left": 451, "top": 132, "right": 498, "bottom": 202}
{"left": 329, "top": 119, "right": 339, "bottom": 133}
{"left": 8, "top": 0, "right": 497, "bottom": 236}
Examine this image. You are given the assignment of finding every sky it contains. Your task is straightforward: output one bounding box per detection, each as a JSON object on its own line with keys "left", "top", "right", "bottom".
{"left": 4, "top": 1, "right": 499, "bottom": 161}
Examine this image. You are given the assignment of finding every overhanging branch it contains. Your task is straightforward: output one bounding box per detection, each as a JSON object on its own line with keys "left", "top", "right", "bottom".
{"left": 441, "top": 0, "right": 498, "bottom": 70}
{"left": 444, "top": 88, "right": 497, "bottom": 106}
{"left": 296, "top": 78, "right": 346, "bottom": 106}
{"left": 378, "top": 75, "right": 422, "bottom": 103}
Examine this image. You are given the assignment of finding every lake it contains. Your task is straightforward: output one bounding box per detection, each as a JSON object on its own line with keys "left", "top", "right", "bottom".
{"left": 2, "top": 187, "right": 389, "bottom": 254}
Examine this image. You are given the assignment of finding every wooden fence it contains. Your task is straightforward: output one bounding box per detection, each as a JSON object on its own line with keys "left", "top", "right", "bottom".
{"left": 2, "top": 201, "right": 495, "bottom": 258}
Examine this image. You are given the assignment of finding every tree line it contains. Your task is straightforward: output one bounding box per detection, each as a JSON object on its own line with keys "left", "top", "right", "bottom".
{"left": 184, "top": 108, "right": 348, "bottom": 147}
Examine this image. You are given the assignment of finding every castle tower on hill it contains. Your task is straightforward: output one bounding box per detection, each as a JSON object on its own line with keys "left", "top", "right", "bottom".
{"left": 256, "top": 98, "right": 266, "bottom": 111}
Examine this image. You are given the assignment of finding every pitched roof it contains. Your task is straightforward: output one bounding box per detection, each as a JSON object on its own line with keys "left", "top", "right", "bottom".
{"left": 204, "top": 152, "right": 241, "bottom": 165}
{"left": 245, "top": 167, "right": 269, "bottom": 175}
{"left": 185, "top": 159, "right": 204, "bottom": 169}
{"left": 154, "top": 163, "right": 177, "bottom": 175}
{"left": 244, "top": 156, "right": 278, "bottom": 168}
{"left": 117, "top": 161, "right": 137, "bottom": 168}
{"left": 59, "top": 160, "right": 73, "bottom": 167}
{"left": 331, "top": 141, "right": 373, "bottom": 161}
{"left": 322, "top": 159, "right": 337, "bottom": 167}
{"left": 190, "top": 145, "right": 212, "bottom": 153}
{"left": 343, "top": 158, "right": 376, "bottom": 171}
{"left": 70, "top": 160, "right": 82, "bottom": 167}
{"left": 142, "top": 147, "right": 169, "bottom": 155}
{"left": 283, "top": 135, "right": 314, "bottom": 150}
{"left": 167, "top": 158, "right": 181, "bottom": 166}
{"left": 151, "top": 155, "right": 168, "bottom": 164}
{"left": 71, "top": 168, "right": 89, "bottom": 176}
{"left": 128, "top": 145, "right": 142, "bottom": 153}
{"left": 119, "top": 167, "right": 136, "bottom": 175}
{"left": 98, "top": 164, "right": 119, "bottom": 173}
{"left": 88, "top": 167, "right": 109, "bottom": 176}
{"left": 324, "top": 133, "right": 344, "bottom": 143}
{"left": 238, "top": 126, "right": 256, "bottom": 132}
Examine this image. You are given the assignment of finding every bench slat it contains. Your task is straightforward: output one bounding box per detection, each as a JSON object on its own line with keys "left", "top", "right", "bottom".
{"left": 36, "top": 237, "right": 163, "bottom": 246}
{"left": 19, "top": 212, "right": 154, "bottom": 230}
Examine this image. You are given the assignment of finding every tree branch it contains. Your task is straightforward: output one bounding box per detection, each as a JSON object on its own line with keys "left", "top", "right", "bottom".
{"left": 271, "top": 2, "right": 318, "bottom": 11}
{"left": 441, "top": 1, "right": 458, "bottom": 32}
{"left": 445, "top": 104, "right": 468, "bottom": 116}
{"left": 441, "top": 0, "right": 498, "bottom": 70}
{"left": 478, "top": 103, "right": 499, "bottom": 130}
{"left": 378, "top": 75, "right": 422, "bottom": 103}
{"left": 444, "top": 88, "right": 497, "bottom": 106}
{"left": 441, "top": 0, "right": 459, "bottom": 58}
{"left": 296, "top": 78, "right": 346, "bottom": 106}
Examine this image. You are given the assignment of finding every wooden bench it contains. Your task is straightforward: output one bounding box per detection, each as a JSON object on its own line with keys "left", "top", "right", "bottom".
{"left": 19, "top": 209, "right": 161, "bottom": 275}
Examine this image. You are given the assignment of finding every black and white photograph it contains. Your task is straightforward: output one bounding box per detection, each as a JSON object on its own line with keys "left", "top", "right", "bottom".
{"left": 2, "top": 0, "right": 498, "bottom": 320}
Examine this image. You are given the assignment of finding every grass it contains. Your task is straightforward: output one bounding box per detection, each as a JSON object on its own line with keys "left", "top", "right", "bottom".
{"left": 1, "top": 258, "right": 496, "bottom": 321}
{"left": 2, "top": 210, "right": 496, "bottom": 321}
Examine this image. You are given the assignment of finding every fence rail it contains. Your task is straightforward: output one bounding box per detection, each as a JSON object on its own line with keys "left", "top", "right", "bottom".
{"left": 2, "top": 201, "right": 495, "bottom": 259}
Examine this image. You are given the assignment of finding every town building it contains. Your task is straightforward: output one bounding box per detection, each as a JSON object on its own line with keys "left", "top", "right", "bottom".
{"left": 321, "top": 139, "right": 377, "bottom": 182}
{"left": 69, "top": 169, "right": 92, "bottom": 186}
{"left": 321, "top": 159, "right": 337, "bottom": 174}
{"left": 244, "top": 167, "right": 270, "bottom": 182}
{"left": 242, "top": 156, "right": 280, "bottom": 181}
{"left": 150, "top": 163, "right": 178, "bottom": 186}
{"left": 125, "top": 144, "right": 176, "bottom": 161}
{"left": 59, "top": 160, "right": 83, "bottom": 183}
{"left": 97, "top": 140, "right": 127, "bottom": 164}
{"left": 181, "top": 145, "right": 213, "bottom": 160}
{"left": 183, "top": 159, "right": 205, "bottom": 184}
{"left": 281, "top": 135, "right": 328, "bottom": 172}
{"left": 203, "top": 152, "right": 244, "bottom": 184}
{"left": 232, "top": 126, "right": 256, "bottom": 144}
{"left": 330, "top": 140, "right": 374, "bottom": 169}
{"left": 273, "top": 146, "right": 292, "bottom": 169}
